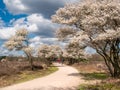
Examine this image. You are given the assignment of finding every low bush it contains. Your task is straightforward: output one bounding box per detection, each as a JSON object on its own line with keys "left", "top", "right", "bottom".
{"left": 0, "top": 60, "right": 43, "bottom": 77}
{"left": 0, "top": 60, "right": 58, "bottom": 87}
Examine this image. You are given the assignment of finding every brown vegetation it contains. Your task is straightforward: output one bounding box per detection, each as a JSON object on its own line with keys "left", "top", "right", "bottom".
{"left": 0, "top": 60, "right": 43, "bottom": 76}
{"left": 72, "top": 57, "right": 120, "bottom": 90}
{"left": 73, "top": 60, "right": 107, "bottom": 74}
{"left": 0, "top": 60, "right": 44, "bottom": 87}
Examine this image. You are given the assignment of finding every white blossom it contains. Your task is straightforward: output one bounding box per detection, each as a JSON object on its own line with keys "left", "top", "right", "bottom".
{"left": 22, "top": 47, "right": 33, "bottom": 54}
{"left": 38, "top": 44, "right": 62, "bottom": 58}
{"left": 52, "top": 0, "right": 120, "bottom": 62}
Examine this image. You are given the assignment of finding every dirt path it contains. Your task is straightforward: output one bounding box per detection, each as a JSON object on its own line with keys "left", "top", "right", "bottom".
{"left": 1, "top": 63, "right": 82, "bottom": 90}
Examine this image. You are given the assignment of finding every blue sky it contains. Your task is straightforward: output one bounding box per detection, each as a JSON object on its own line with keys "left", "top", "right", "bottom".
{"left": 0, "top": 0, "right": 95, "bottom": 56}
{"left": 0, "top": 0, "right": 78, "bottom": 56}
{"left": 0, "top": 0, "right": 27, "bottom": 25}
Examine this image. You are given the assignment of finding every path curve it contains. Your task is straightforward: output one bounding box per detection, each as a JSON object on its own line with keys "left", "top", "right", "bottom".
{"left": 1, "top": 63, "right": 81, "bottom": 90}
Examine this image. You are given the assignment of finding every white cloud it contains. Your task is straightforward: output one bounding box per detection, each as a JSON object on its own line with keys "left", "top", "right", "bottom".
{"left": 27, "top": 14, "right": 50, "bottom": 23}
{"left": 11, "top": 14, "right": 58, "bottom": 37}
{"left": 0, "top": 13, "right": 58, "bottom": 40}
{"left": 0, "top": 18, "right": 5, "bottom": 27}
{"left": 29, "top": 36, "right": 66, "bottom": 49}
{"left": 0, "top": 46, "right": 9, "bottom": 56}
{"left": 13, "top": 18, "right": 26, "bottom": 25}
{"left": 3, "top": 0, "right": 28, "bottom": 14}
{"left": 0, "top": 27, "right": 16, "bottom": 39}
{"left": 27, "top": 24, "right": 38, "bottom": 32}
{"left": 1, "top": 0, "right": 75, "bottom": 56}
{"left": 0, "top": 45, "right": 23, "bottom": 56}
{"left": 26, "top": 14, "right": 54, "bottom": 33}
{"left": 29, "top": 36, "right": 41, "bottom": 43}
{"left": 29, "top": 42, "right": 43, "bottom": 48}
{"left": 3, "top": 0, "right": 77, "bottom": 18}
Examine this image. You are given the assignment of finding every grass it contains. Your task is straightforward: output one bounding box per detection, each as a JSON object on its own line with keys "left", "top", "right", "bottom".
{"left": 72, "top": 62, "right": 120, "bottom": 90}
{"left": 0, "top": 66, "right": 58, "bottom": 87}
{"left": 78, "top": 83, "right": 120, "bottom": 90}
{"left": 72, "top": 62, "right": 108, "bottom": 80}
{"left": 72, "top": 62, "right": 113, "bottom": 90}
{"left": 80, "top": 72, "right": 108, "bottom": 80}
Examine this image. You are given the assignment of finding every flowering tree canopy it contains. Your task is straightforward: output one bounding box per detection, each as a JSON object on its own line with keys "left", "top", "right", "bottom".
{"left": 38, "top": 44, "right": 62, "bottom": 66}
{"left": 5, "top": 29, "right": 29, "bottom": 50}
{"left": 52, "top": 0, "right": 120, "bottom": 77}
{"left": 38, "top": 44, "right": 62, "bottom": 59}
{"left": 5, "top": 28, "right": 34, "bottom": 70}
{"left": 66, "top": 41, "right": 86, "bottom": 59}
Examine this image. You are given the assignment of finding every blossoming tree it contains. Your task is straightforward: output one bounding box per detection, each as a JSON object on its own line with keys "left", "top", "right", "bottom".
{"left": 52, "top": 0, "right": 120, "bottom": 77}
{"left": 5, "top": 28, "right": 34, "bottom": 70}
{"left": 38, "top": 44, "right": 62, "bottom": 66}
{"left": 66, "top": 40, "right": 87, "bottom": 64}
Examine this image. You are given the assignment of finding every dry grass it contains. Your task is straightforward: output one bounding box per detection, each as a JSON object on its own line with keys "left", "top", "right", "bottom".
{"left": 0, "top": 60, "right": 43, "bottom": 77}
{"left": 0, "top": 60, "right": 58, "bottom": 87}
{"left": 73, "top": 60, "right": 107, "bottom": 73}
{"left": 72, "top": 61, "right": 108, "bottom": 82}
{"left": 78, "top": 79, "right": 120, "bottom": 90}
{"left": 72, "top": 60, "right": 120, "bottom": 90}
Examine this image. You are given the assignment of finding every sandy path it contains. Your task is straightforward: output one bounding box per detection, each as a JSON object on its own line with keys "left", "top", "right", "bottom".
{"left": 1, "top": 63, "right": 81, "bottom": 90}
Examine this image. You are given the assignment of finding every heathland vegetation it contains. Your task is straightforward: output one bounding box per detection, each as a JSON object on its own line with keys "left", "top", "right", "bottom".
{"left": 1, "top": 0, "right": 120, "bottom": 89}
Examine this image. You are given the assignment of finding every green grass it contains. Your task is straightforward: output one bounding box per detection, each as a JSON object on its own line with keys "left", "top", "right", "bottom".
{"left": 15, "top": 66, "right": 58, "bottom": 83}
{"left": 0, "top": 66, "right": 58, "bottom": 87}
{"left": 78, "top": 83, "right": 120, "bottom": 90}
{"left": 80, "top": 72, "right": 108, "bottom": 80}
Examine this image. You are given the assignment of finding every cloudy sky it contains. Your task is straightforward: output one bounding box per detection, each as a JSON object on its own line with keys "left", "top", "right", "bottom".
{"left": 0, "top": 0, "right": 78, "bottom": 56}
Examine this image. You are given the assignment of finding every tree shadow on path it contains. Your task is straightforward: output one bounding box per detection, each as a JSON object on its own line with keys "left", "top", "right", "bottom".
{"left": 68, "top": 73, "right": 80, "bottom": 77}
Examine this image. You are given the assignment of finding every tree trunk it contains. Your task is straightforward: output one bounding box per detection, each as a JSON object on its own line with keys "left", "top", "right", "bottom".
{"left": 29, "top": 56, "right": 34, "bottom": 70}
{"left": 25, "top": 52, "right": 34, "bottom": 70}
{"left": 97, "top": 48, "right": 120, "bottom": 78}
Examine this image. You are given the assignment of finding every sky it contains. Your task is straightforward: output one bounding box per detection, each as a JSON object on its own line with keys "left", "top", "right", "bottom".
{"left": 0, "top": 0, "right": 79, "bottom": 56}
